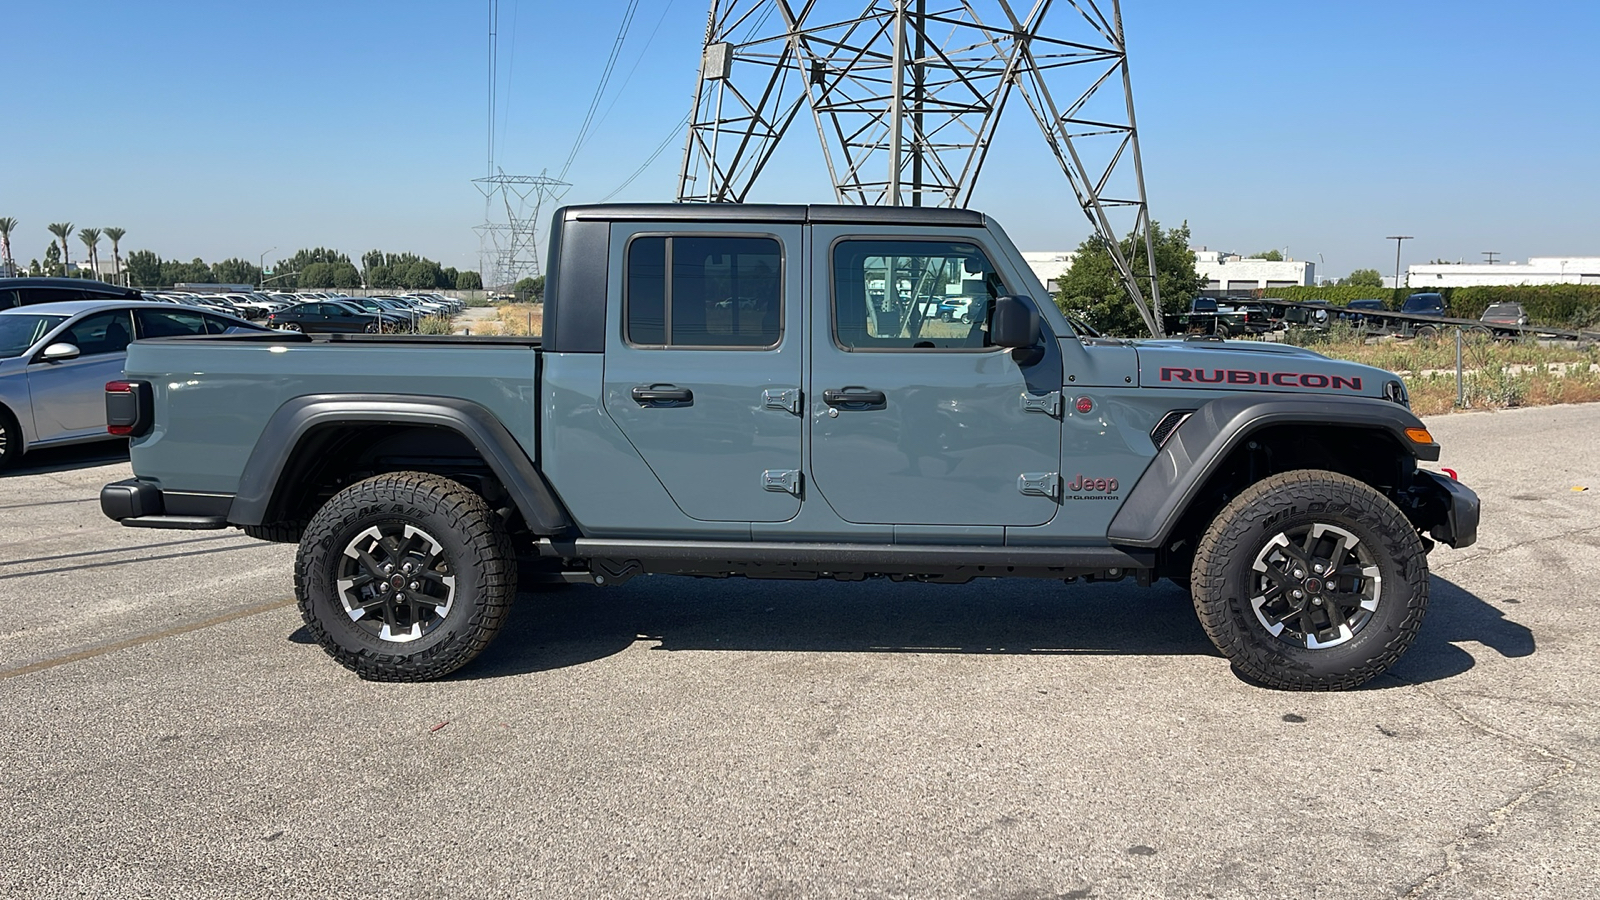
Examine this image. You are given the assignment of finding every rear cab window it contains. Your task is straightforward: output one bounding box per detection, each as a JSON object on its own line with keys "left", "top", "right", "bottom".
{"left": 625, "top": 235, "right": 782, "bottom": 349}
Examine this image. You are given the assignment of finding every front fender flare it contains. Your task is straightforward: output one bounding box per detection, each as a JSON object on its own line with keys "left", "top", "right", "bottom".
{"left": 1108, "top": 394, "right": 1437, "bottom": 549}
{"left": 228, "top": 394, "right": 572, "bottom": 535}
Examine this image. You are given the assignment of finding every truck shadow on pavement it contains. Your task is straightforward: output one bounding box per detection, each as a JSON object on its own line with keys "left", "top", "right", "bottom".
{"left": 452, "top": 572, "right": 1534, "bottom": 688}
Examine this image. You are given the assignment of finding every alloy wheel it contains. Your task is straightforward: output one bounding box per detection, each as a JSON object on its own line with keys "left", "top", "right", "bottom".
{"left": 335, "top": 523, "right": 458, "bottom": 643}
{"left": 1249, "top": 523, "right": 1381, "bottom": 649}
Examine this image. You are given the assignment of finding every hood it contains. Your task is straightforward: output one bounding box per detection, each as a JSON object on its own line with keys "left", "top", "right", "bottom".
{"left": 1134, "top": 339, "right": 1399, "bottom": 400}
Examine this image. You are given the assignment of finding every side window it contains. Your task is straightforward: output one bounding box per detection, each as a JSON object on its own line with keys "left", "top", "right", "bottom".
{"left": 136, "top": 309, "right": 208, "bottom": 338}
{"left": 0, "top": 289, "right": 18, "bottom": 310}
{"left": 58, "top": 311, "right": 135, "bottom": 356}
{"left": 625, "top": 235, "right": 782, "bottom": 348}
{"left": 831, "top": 240, "right": 1004, "bottom": 351}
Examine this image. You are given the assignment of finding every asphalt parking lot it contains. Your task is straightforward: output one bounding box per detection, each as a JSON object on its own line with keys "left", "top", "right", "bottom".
{"left": 2, "top": 405, "right": 1596, "bottom": 900}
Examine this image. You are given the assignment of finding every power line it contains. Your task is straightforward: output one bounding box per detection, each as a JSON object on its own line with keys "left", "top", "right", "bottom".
{"left": 558, "top": 0, "right": 642, "bottom": 182}
{"left": 586, "top": 0, "right": 679, "bottom": 145}
{"left": 600, "top": 114, "right": 691, "bottom": 202}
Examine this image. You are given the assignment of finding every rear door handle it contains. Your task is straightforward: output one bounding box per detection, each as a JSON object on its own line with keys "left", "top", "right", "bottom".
{"left": 632, "top": 384, "right": 693, "bottom": 405}
{"left": 823, "top": 387, "right": 886, "bottom": 408}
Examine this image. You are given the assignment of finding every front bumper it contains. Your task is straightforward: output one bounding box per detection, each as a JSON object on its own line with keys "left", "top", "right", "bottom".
{"left": 1410, "top": 470, "right": 1480, "bottom": 549}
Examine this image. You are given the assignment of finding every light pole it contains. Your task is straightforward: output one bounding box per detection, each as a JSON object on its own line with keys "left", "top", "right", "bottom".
{"left": 1386, "top": 235, "right": 1412, "bottom": 293}
{"left": 258, "top": 247, "right": 276, "bottom": 289}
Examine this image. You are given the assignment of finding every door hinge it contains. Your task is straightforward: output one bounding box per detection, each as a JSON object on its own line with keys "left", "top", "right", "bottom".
{"left": 1018, "top": 472, "right": 1060, "bottom": 499}
{"left": 762, "top": 469, "right": 803, "bottom": 495}
{"left": 1021, "top": 390, "right": 1063, "bottom": 418}
{"left": 763, "top": 388, "right": 802, "bottom": 415}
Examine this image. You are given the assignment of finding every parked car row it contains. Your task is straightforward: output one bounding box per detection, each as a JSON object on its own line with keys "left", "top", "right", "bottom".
{"left": 0, "top": 299, "right": 269, "bottom": 470}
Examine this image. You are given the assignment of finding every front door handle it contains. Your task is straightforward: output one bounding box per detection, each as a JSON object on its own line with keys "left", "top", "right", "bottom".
{"left": 632, "top": 384, "right": 693, "bottom": 405}
{"left": 823, "top": 387, "right": 886, "bottom": 409}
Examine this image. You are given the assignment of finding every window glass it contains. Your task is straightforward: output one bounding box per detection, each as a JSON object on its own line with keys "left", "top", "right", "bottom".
{"left": 832, "top": 240, "right": 1003, "bottom": 350}
{"left": 137, "top": 309, "right": 208, "bottom": 338}
{"left": 0, "top": 289, "right": 19, "bottom": 311}
{"left": 0, "top": 314, "right": 67, "bottom": 358}
{"left": 626, "top": 235, "right": 781, "bottom": 348}
{"left": 59, "top": 310, "right": 134, "bottom": 356}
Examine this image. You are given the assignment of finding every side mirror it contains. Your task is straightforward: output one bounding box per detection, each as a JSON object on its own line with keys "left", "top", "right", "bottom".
{"left": 990, "top": 296, "right": 1041, "bottom": 348}
{"left": 42, "top": 342, "right": 81, "bottom": 362}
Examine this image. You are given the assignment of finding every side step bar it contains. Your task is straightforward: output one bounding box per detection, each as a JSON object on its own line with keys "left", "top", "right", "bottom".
{"left": 538, "top": 538, "right": 1152, "bottom": 584}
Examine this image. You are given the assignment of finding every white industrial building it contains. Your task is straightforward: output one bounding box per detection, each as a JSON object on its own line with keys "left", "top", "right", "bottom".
{"left": 1193, "top": 250, "right": 1314, "bottom": 296}
{"left": 1021, "top": 251, "right": 1076, "bottom": 293}
{"left": 1021, "top": 248, "right": 1313, "bottom": 297}
{"left": 1407, "top": 257, "right": 1600, "bottom": 288}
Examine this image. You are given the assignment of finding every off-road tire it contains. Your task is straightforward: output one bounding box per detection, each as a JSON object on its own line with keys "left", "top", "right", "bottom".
{"left": 1191, "top": 469, "right": 1428, "bottom": 691}
{"left": 241, "top": 521, "right": 307, "bottom": 543}
{"left": 295, "top": 471, "right": 515, "bottom": 681}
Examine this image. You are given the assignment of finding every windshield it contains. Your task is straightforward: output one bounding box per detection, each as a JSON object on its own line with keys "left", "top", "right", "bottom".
{"left": 0, "top": 314, "right": 69, "bottom": 358}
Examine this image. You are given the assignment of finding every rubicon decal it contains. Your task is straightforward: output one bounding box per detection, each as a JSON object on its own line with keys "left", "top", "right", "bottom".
{"left": 1159, "top": 367, "right": 1363, "bottom": 391}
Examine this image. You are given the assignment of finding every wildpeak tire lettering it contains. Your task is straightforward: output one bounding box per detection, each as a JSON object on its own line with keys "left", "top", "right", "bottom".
{"left": 1159, "top": 367, "right": 1363, "bottom": 391}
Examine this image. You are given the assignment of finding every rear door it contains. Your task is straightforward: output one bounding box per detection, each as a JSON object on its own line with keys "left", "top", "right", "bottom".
{"left": 807, "top": 228, "right": 1063, "bottom": 526}
{"left": 601, "top": 223, "right": 804, "bottom": 523}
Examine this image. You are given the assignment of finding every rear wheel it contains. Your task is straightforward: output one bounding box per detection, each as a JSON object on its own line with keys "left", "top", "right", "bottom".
{"left": 281, "top": 322, "right": 303, "bottom": 332}
{"left": 1191, "top": 470, "right": 1428, "bottom": 690}
{"left": 295, "top": 472, "right": 515, "bottom": 681}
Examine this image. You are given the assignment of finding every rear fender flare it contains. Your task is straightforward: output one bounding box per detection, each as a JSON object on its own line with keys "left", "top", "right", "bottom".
{"left": 229, "top": 394, "right": 572, "bottom": 535}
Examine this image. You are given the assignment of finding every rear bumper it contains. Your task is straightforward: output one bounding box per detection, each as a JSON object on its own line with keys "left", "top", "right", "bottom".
{"left": 101, "top": 478, "right": 231, "bottom": 530}
{"left": 1413, "top": 470, "right": 1480, "bottom": 549}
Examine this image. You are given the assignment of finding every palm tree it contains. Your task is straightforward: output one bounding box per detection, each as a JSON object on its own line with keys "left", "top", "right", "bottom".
{"left": 0, "top": 217, "right": 17, "bottom": 276}
{"left": 103, "top": 226, "right": 126, "bottom": 285}
{"left": 47, "top": 222, "right": 74, "bottom": 272}
{"left": 79, "top": 228, "right": 103, "bottom": 280}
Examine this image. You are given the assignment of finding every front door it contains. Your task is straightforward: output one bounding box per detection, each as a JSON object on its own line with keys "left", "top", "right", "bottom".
{"left": 27, "top": 309, "right": 135, "bottom": 442}
{"left": 807, "top": 231, "right": 1063, "bottom": 526}
{"left": 602, "top": 224, "right": 804, "bottom": 523}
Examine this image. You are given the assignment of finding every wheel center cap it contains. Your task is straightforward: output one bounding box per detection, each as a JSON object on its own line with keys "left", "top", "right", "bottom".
{"left": 1304, "top": 577, "right": 1323, "bottom": 594}
{"left": 389, "top": 574, "right": 407, "bottom": 590}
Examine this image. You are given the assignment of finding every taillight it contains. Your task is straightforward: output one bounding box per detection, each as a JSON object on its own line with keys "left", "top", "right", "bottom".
{"left": 106, "top": 380, "right": 152, "bottom": 437}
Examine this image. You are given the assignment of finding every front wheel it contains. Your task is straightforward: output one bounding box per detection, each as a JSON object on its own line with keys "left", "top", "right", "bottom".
{"left": 1191, "top": 470, "right": 1428, "bottom": 691}
{"left": 295, "top": 472, "right": 516, "bottom": 681}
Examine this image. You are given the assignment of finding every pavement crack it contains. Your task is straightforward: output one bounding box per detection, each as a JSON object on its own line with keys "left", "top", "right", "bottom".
{"left": 1393, "top": 679, "right": 1583, "bottom": 898}
{"left": 1429, "top": 523, "right": 1600, "bottom": 573}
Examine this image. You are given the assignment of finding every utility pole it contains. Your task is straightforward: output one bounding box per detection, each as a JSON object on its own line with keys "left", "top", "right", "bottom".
{"left": 1386, "top": 235, "right": 1413, "bottom": 292}
{"left": 1482, "top": 251, "right": 1499, "bottom": 265}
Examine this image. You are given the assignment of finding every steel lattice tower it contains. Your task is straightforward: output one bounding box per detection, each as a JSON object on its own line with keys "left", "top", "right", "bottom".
{"left": 677, "top": 0, "right": 1164, "bottom": 335}
{"left": 475, "top": 170, "right": 567, "bottom": 288}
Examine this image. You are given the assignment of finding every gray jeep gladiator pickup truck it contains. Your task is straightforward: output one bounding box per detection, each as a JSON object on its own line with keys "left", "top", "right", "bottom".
{"left": 100, "top": 204, "right": 1478, "bottom": 690}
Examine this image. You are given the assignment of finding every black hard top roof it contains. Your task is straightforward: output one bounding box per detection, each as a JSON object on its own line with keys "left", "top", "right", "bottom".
{"left": 560, "top": 202, "right": 987, "bottom": 227}
{"left": 0, "top": 276, "right": 141, "bottom": 295}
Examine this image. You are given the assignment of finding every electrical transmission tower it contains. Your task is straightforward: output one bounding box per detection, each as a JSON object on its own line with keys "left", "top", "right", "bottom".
{"left": 475, "top": 170, "right": 567, "bottom": 288}
{"left": 677, "top": 0, "right": 1164, "bottom": 335}
{"left": 476, "top": 0, "right": 565, "bottom": 290}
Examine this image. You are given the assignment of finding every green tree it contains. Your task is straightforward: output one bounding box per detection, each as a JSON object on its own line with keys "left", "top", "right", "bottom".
{"left": 161, "top": 257, "right": 213, "bottom": 285}
{"left": 125, "top": 250, "right": 162, "bottom": 287}
{"left": 43, "top": 242, "right": 62, "bottom": 277}
{"left": 0, "top": 217, "right": 17, "bottom": 275}
{"left": 211, "top": 257, "right": 261, "bottom": 286}
{"left": 78, "top": 227, "right": 103, "bottom": 280}
{"left": 512, "top": 275, "right": 545, "bottom": 302}
{"left": 331, "top": 263, "right": 362, "bottom": 289}
{"left": 1054, "top": 221, "right": 1205, "bottom": 337}
{"left": 103, "top": 227, "right": 127, "bottom": 285}
{"left": 455, "top": 270, "right": 483, "bottom": 291}
{"left": 1339, "top": 268, "right": 1384, "bottom": 288}
{"left": 47, "top": 222, "right": 74, "bottom": 270}
{"left": 1248, "top": 249, "right": 1284, "bottom": 261}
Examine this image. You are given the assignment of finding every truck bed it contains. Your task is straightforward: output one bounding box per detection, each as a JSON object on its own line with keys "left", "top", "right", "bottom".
{"left": 121, "top": 334, "right": 541, "bottom": 496}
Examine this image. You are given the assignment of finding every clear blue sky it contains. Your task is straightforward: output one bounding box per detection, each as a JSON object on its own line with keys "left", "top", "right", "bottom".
{"left": 4, "top": 1, "right": 1596, "bottom": 279}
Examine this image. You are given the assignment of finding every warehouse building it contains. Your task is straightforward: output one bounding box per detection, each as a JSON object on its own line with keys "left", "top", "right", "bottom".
{"left": 1022, "top": 248, "right": 1314, "bottom": 297}
{"left": 1407, "top": 257, "right": 1600, "bottom": 288}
